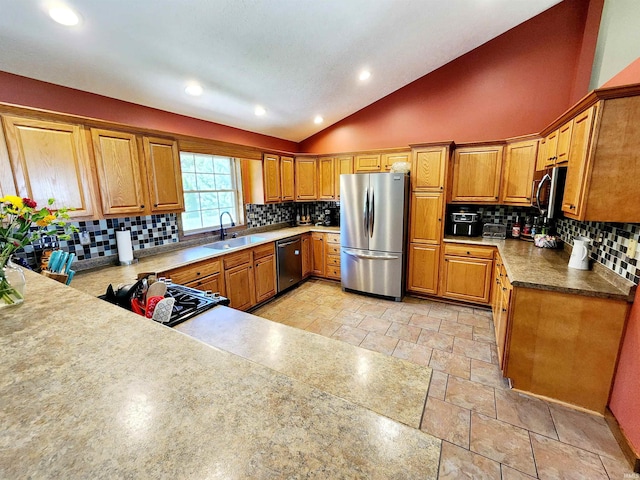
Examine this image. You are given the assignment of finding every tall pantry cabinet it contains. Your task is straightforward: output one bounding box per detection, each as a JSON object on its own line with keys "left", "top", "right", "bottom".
{"left": 406, "top": 143, "right": 451, "bottom": 295}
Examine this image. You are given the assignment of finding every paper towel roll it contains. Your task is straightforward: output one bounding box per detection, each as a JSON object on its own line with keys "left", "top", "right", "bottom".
{"left": 116, "top": 228, "right": 134, "bottom": 265}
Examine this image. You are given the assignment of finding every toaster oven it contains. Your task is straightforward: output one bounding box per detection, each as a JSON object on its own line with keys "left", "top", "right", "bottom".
{"left": 450, "top": 212, "right": 482, "bottom": 236}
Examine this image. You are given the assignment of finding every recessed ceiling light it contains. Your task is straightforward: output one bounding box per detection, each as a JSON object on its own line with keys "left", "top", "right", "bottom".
{"left": 184, "top": 83, "right": 203, "bottom": 96}
{"left": 314, "top": 115, "right": 324, "bottom": 125}
{"left": 49, "top": 5, "right": 80, "bottom": 26}
{"left": 254, "top": 105, "right": 266, "bottom": 116}
{"left": 359, "top": 70, "right": 371, "bottom": 81}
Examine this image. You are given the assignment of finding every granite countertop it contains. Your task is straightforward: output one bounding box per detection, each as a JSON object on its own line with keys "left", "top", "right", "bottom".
{"left": 75, "top": 225, "right": 339, "bottom": 297}
{"left": 444, "top": 235, "right": 635, "bottom": 301}
{"left": 0, "top": 270, "right": 440, "bottom": 478}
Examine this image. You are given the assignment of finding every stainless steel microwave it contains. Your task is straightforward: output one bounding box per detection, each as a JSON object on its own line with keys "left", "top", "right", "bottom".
{"left": 532, "top": 166, "right": 566, "bottom": 219}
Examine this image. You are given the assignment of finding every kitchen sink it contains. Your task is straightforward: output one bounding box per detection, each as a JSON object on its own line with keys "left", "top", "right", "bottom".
{"left": 203, "top": 235, "right": 266, "bottom": 250}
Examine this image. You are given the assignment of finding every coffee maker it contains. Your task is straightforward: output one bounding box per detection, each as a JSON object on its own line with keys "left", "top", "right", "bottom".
{"left": 323, "top": 207, "right": 339, "bottom": 226}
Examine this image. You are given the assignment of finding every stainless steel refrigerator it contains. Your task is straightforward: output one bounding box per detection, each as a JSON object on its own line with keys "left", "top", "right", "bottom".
{"left": 340, "top": 173, "right": 409, "bottom": 301}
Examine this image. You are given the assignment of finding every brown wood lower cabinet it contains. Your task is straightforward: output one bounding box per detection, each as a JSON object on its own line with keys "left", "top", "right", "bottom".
{"left": 407, "top": 243, "right": 440, "bottom": 295}
{"left": 223, "top": 243, "right": 276, "bottom": 311}
{"left": 505, "top": 288, "right": 629, "bottom": 413}
{"left": 491, "top": 254, "right": 512, "bottom": 370}
{"left": 301, "top": 233, "right": 312, "bottom": 277}
{"left": 441, "top": 244, "right": 494, "bottom": 304}
{"left": 324, "top": 233, "right": 341, "bottom": 279}
{"left": 160, "top": 258, "right": 225, "bottom": 296}
{"left": 254, "top": 253, "right": 276, "bottom": 303}
{"left": 311, "top": 232, "right": 325, "bottom": 276}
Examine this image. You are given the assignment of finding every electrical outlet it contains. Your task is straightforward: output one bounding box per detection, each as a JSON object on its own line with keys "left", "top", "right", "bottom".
{"left": 79, "top": 230, "right": 91, "bottom": 246}
{"left": 628, "top": 239, "right": 638, "bottom": 258}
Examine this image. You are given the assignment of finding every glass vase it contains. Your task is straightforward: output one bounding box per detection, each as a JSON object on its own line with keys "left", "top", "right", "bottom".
{"left": 0, "top": 256, "right": 26, "bottom": 308}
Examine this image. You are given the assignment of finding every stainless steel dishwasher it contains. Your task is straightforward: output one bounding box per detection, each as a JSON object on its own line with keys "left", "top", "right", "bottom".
{"left": 276, "top": 235, "right": 302, "bottom": 293}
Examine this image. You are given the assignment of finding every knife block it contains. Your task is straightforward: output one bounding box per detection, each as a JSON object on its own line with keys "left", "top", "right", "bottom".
{"left": 41, "top": 270, "right": 69, "bottom": 284}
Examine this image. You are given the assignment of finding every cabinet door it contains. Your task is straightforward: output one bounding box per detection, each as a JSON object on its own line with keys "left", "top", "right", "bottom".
{"left": 224, "top": 262, "right": 255, "bottom": 311}
{"left": 263, "top": 154, "right": 281, "bottom": 203}
{"left": 442, "top": 256, "right": 493, "bottom": 303}
{"left": 382, "top": 151, "right": 410, "bottom": 172}
{"left": 280, "top": 156, "right": 295, "bottom": 201}
{"left": 335, "top": 155, "right": 353, "bottom": 200}
{"left": 412, "top": 147, "right": 446, "bottom": 191}
{"left": 501, "top": 140, "right": 537, "bottom": 205}
{"left": 409, "top": 192, "right": 443, "bottom": 244}
{"left": 0, "top": 126, "right": 17, "bottom": 197}
{"left": 301, "top": 234, "right": 312, "bottom": 277}
{"left": 186, "top": 272, "right": 225, "bottom": 297}
{"left": 311, "top": 232, "right": 325, "bottom": 276}
{"left": 535, "top": 137, "right": 547, "bottom": 172}
{"left": 544, "top": 130, "right": 559, "bottom": 168}
{"left": 495, "top": 277, "right": 512, "bottom": 370}
{"left": 556, "top": 121, "right": 573, "bottom": 165}
{"left": 562, "top": 106, "right": 596, "bottom": 218}
{"left": 91, "top": 129, "right": 146, "bottom": 216}
{"left": 451, "top": 146, "right": 503, "bottom": 202}
{"left": 295, "top": 157, "right": 318, "bottom": 200}
{"left": 143, "top": 137, "right": 184, "bottom": 212}
{"left": 354, "top": 154, "right": 381, "bottom": 172}
{"left": 254, "top": 254, "right": 276, "bottom": 303}
{"left": 2, "top": 116, "right": 96, "bottom": 218}
{"left": 407, "top": 243, "right": 440, "bottom": 295}
{"left": 318, "top": 156, "right": 335, "bottom": 200}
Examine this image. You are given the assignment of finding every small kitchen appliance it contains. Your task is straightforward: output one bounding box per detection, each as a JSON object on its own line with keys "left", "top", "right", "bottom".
{"left": 450, "top": 211, "right": 482, "bottom": 237}
{"left": 568, "top": 236, "right": 590, "bottom": 270}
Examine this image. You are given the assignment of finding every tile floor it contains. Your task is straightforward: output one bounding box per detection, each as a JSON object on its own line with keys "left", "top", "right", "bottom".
{"left": 253, "top": 279, "right": 637, "bottom": 480}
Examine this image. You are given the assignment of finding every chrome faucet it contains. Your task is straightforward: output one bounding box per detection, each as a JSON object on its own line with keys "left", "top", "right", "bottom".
{"left": 219, "top": 211, "right": 235, "bottom": 240}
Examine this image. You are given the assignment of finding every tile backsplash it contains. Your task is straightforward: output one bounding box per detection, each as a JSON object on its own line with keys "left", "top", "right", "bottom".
{"left": 245, "top": 201, "right": 339, "bottom": 228}
{"left": 556, "top": 218, "right": 640, "bottom": 285}
{"left": 19, "top": 214, "right": 179, "bottom": 267}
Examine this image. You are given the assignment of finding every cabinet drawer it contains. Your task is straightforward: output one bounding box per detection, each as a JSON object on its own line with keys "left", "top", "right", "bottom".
{"left": 325, "top": 233, "right": 340, "bottom": 244}
{"left": 253, "top": 242, "right": 275, "bottom": 260}
{"left": 326, "top": 255, "right": 341, "bottom": 267}
{"left": 164, "top": 259, "right": 221, "bottom": 285}
{"left": 326, "top": 244, "right": 341, "bottom": 256}
{"left": 444, "top": 244, "right": 494, "bottom": 259}
{"left": 223, "top": 250, "right": 252, "bottom": 270}
{"left": 326, "top": 266, "right": 341, "bottom": 279}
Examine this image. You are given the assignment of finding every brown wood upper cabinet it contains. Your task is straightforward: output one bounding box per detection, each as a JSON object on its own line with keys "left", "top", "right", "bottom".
{"left": 295, "top": 156, "right": 318, "bottom": 200}
{"left": 244, "top": 154, "right": 295, "bottom": 204}
{"left": 143, "top": 137, "right": 184, "bottom": 213}
{"left": 450, "top": 144, "right": 504, "bottom": 203}
{"left": 335, "top": 155, "right": 354, "bottom": 199}
{"left": 280, "top": 156, "right": 295, "bottom": 201}
{"left": 412, "top": 146, "right": 447, "bottom": 191}
{"left": 500, "top": 139, "right": 538, "bottom": 205}
{"left": 318, "top": 156, "right": 336, "bottom": 200}
{"left": 409, "top": 192, "right": 443, "bottom": 244}
{"left": 382, "top": 151, "right": 410, "bottom": 172}
{"left": 2, "top": 115, "right": 97, "bottom": 218}
{"left": 90, "top": 129, "right": 147, "bottom": 216}
{"left": 263, "top": 153, "right": 281, "bottom": 202}
{"left": 354, "top": 153, "right": 381, "bottom": 172}
{"left": 560, "top": 97, "right": 640, "bottom": 222}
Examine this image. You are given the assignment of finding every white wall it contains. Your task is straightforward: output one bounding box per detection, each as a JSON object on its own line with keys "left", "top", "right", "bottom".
{"left": 590, "top": 0, "right": 640, "bottom": 89}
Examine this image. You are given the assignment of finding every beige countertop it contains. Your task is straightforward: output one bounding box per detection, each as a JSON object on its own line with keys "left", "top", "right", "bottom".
{"left": 0, "top": 270, "right": 440, "bottom": 478}
{"left": 75, "top": 225, "right": 339, "bottom": 297}
{"left": 444, "top": 235, "right": 635, "bottom": 301}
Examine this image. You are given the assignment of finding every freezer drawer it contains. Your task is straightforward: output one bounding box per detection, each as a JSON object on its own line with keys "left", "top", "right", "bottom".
{"left": 340, "top": 247, "right": 405, "bottom": 300}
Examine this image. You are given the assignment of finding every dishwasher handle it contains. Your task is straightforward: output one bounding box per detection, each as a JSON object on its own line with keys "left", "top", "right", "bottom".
{"left": 277, "top": 239, "right": 300, "bottom": 248}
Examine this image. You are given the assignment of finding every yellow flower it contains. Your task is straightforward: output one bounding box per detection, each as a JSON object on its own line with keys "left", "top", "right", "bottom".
{"left": 0, "top": 195, "right": 23, "bottom": 209}
{"left": 36, "top": 214, "right": 57, "bottom": 227}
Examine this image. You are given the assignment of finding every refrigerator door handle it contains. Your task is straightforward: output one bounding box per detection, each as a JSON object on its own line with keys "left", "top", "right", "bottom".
{"left": 343, "top": 249, "right": 399, "bottom": 260}
{"left": 363, "top": 188, "right": 369, "bottom": 238}
{"left": 369, "top": 188, "right": 375, "bottom": 238}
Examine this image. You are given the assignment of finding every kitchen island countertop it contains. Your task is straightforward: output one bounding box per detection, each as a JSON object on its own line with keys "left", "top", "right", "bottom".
{"left": 444, "top": 235, "right": 635, "bottom": 301}
{"left": 0, "top": 270, "right": 440, "bottom": 479}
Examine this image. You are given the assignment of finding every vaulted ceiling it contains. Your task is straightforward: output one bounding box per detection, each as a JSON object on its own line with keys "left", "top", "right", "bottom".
{"left": 0, "top": 0, "right": 560, "bottom": 142}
